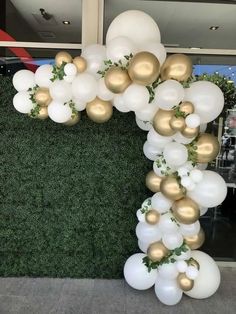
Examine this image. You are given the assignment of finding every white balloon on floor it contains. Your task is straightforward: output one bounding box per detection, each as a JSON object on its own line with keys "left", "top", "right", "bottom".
{"left": 155, "top": 276, "right": 183, "bottom": 306}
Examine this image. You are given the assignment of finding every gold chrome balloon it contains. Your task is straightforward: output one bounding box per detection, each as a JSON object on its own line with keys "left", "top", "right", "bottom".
{"left": 86, "top": 97, "right": 113, "bottom": 123}
{"left": 184, "top": 228, "right": 205, "bottom": 250}
{"left": 179, "top": 101, "right": 194, "bottom": 115}
{"left": 55, "top": 51, "right": 72, "bottom": 67}
{"left": 181, "top": 126, "right": 199, "bottom": 138}
{"left": 145, "top": 210, "right": 160, "bottom": 225}
{"left": 188, "top": 258, "right": 200, "bottom": 270}
{"left": 37, "top": 107, "right": 48, "bottom": 120}
{"left": 160, "top": 176, "right": 186, "bottom": 201}
{"left": 177, "top": 273, "right": 194, "bottom": 291}
{"left": 195, "top": 133, "right": 220, "bottom": 163}
{"left": 169, "top": 116, "right": 186, "bottom": 132}
{"left": 147, "top": 242, "right": 170, "bottom": 262}
{"left": 161, "top": 54, "right": 192, "bottom": 82}
{"left": 64, "top": 112, "right": 80, "bottom": 126}
{"left": 128, "top": 51, "right": 160, "bottom": 86}
{"left": 35, "top": 88, "right": 51, "bottom": 106}
{"left": 104, "top": 67, "right": 132, "bottom": 94}
{"left": 172, "top": 197, "right": 200, "bottom": 224}
{"left": 153, "top": 109, "right": 176, "bottom": 136}
{"left": 145, "top": 171, "right": 162, "bottom": 193}
{"left": 73, "top": 56, "right": 87, "bottom": 73}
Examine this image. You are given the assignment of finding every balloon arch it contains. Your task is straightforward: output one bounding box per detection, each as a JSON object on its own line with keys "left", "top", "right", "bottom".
{"left": 12, "top": 11, "right": 226, "bottom": 306}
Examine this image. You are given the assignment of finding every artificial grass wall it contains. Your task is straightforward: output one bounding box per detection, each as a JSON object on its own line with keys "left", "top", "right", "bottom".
{"left": 0, "top": 77, "right": 152, "bottom": 278}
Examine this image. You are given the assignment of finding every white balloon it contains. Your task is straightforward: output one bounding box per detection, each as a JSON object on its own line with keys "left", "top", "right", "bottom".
{"left": 177, "top": 166, "right": 189, "bottom": 177}
{"left": 162, "top": 232, "right": 183, "bottom": 250}
{"left": 35, "top": 64, "right": 53, "bottom": 88}
{"left": 176, "top": 260, "right": 188, "bottom": 273}
{"left": 49, "top": 80, "right": 72, "bottom": 103}
{"left": 82, "top": 44, "right": 106, "bottom": 76}
{"left": 179, "top": 221, "right": 200, "bottom": 236}
{"left": 141, "top": 198, "right": 152, "bottom": 211}
{"left": 181, "top": 176, "right": 194, "bottom": 188}
{"left": 189, "top": 169, "right": 203, "bottom": 183}
{"left": 106, "top": 10, "right": 161, "bottom": 47}
{"left": 185, "top": 113, "right": 201, "bottom": 128}
{"left": 97, "top": 78, "right": 114, "bottom": 101}
{"left": 73, "top": 98, "right": 86, "bottom": 111}
{"left": 188, "top": 170, "right": 227, "bottom": 207}
{"left": 63, "top": 75, "right": 75, "bottom": 83}
{"left": 200, "top": 123, "right": 207, "bottom": 133}
{"left": 143, "top": 141, "right": 162, "bottom": 161}
{"left": 13, "top": 91, "right": 35, "bottom": 114}
{"left": 13, "top": 69, "right": 35, "bottom": 92}
{"left": 155, "top": 276, "right": 183, "bottom": 306}
{"left": 64, "top": 63, "right": 77, "bottom": 76}
{"left": 185, "top": 250, "right": 220, "bottom": 299}
{"left": 173, "top": 246, "right": 191, "bottom": 261}
{"left": 154, "top": 80, "right": 184, "bottom": 110}
{"left": 151, "top": 192, "right": 173, "bottom": 214}
{"left": 72, "top": 73, "right": 97, "bottom": 102}
{"left": 147, "top": 127, "right": 173, "bottom": 148}
{"left": 172, "top": 132, "right": 195, "bottom": 144}
{"left": 135, "top": 102, "right": 158, "bottom": 121}
{"left": 158, "top": 213, "right": 179, "bottom": 234}
{"left": 106, "top": 36, "right": 136, "bottom": 62}
{"left": 113, "top": 94, "right": 130, "bottom": 113}
{"left": 138, "top": 240, "right": 149, "bottom": 253}
{"left": 159, "top": 263, "right": 179, "bottom": 280}
{"left": 123, "top": 84, "right": 149, "bottom": 111}
{"left": 48, "top": 101, "right": 72, "bottom": 123}
{"left": 200, "top": 206, "right": 208, "bottom": 216}
{"left": 136, "top": 209, "right": 145, "bottom": 223}
{"left": 141, "top": 42, "right": 166, "bottom": 65}
{"left": 135, "top": 117, "right": 152, "bottom": 131}
{"left": 185, "top": 81, "right": 224, "bottom": 123}
{"left": 136, "top": 222, "right": 162, "bottom": 243}
{"left": 186, "top": 266, "right": 199, "bottom": 280}
{"left": 163, "top": 142, "right": 188, "bottom": 167}
{"left": 196, "top": 163, "right": 208, "bottom": 170}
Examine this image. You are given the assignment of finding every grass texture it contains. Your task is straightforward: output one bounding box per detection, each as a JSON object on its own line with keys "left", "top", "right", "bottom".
{"left": 0, "top": 77, "right": 152, "bottom": 278}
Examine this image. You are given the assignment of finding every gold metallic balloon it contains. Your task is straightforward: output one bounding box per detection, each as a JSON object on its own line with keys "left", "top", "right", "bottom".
{"left": 161, "top": 54, "right": 193, "bottom": 82}
{"left": 37, "top": 107, "right": 48, "bottom": 120}
{"left": 181, "top": 126, "right": 199, "bottom": 138}
{"left": 73, "top": 56, "right": 87, "bottom": 73}
{"left": 147, "top": 242, "right": 170, "bottom": 262}
{"left": 177, "top": 273, "right": 194, "bottom": 291}
{"left": 64, "top": 112, "right": 80, "bottom": 126}
{"left": 35, "top": 88, "right": 51, "bottom": 106}
{"left": 145, "top": 210, "right": 160, "bottom": 225}
{"left": 172, "top": 197, "right": 200, "bottom": 224}
{"left": 179, "top": 101, "right": 194, "bottom": 115}
{"left": 160, "top": 176, "right": 186, "bottom": 201}
{"left": 128, "top": 51, "right": 160, "bottom": 86}
{"left": 188, "top": 258, "right": 200, "bottom": 270}
{"left": 145, "top": 170, "right": 162, "bottom": 193}
{"left": 169, "top": 116, "right": 186, "bottom": 132}
{"left": 184, "top": 228, "right": 205, "bottom": 250}
{"left": 153, "top": 109, "right": 176, "bottom": 136}
{"left": 86, "top": 97, "right": 113, "bottom": 123}
{"left": 55, "top": 51, "right": 72, "bottom": 67}
{"left": 104, "top": 67, "right": 132, "bottom": 94}
{"left": 195, "top": 133, "right": 220, "bottom": 163}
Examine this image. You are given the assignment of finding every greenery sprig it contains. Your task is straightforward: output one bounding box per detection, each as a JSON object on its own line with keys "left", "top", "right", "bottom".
{"left": 186, "top": 139, "right": 198, "bottom": 165}
{"left": 140, "top": 198, "right": 152, "bottom": 214}
{"left": 28, "top": 85, "right": 40, "bottom": 118}
{"left": 68, "top": 100, "right": 77, "bottom": 118}
{"left": 155, "top": 155, "right": 172, "bottom": 176}
{"left": 51, "top": 61, "right": 67, "bottom": 82}
{"left": 97, "top": 53, "right": 133, "bottom": 78}
{"left": 146, "top": 78, "right": 161, "bottom": 103}
{"left": 172, "top": 105, "right": 187, "bottom": 118}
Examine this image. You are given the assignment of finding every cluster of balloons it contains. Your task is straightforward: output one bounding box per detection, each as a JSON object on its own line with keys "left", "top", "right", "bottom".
{"left": 11, "top": 10, "right": 226, "bottom": 306}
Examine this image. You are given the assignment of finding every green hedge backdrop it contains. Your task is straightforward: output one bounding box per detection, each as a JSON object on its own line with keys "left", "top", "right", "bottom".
{"left": 0, "top": 76, "right": 152, "bottom": 278}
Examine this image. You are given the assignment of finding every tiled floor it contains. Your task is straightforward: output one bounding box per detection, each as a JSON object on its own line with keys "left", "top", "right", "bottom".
{"left": 0, "top": 267, "right": 235, "bottom": 314}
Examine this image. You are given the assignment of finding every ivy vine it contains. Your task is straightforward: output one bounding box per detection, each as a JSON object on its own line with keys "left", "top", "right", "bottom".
{"left": 51, "top": 61, "right": 67, "bottom": 82}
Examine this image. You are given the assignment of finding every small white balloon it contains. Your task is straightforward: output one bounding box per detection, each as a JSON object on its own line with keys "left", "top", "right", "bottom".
{"left": 97, "top": 78, "right": 114, "bottom": 101}
{"left": 177, "top": 166, "right": 189, "bottom": 177}
{"left": 159, "top": 213, "right": 179, "bottom": 234}
{"left": 49, "top": 80, "right": 72, "bottom": 103}
{"left": 181, "top": 176, "right": 193, "bottom": 188}
{"left": 63, "top": 75, "right": 75, "bottom": 83}
{"left": 151, "top": 192, "right": 173, "bottom": 214}
{"left": 82, "top": 44, "right": 106, "bottom": 76}
{"left": 185, "top": 113, "right": 201, "bottom": 128}
{"left": 163, "top": 142, "right": 188, "bottom": 167}
{"left": 162, "top": 232, "right": 183, "bottom": 250}
{"left": 64, "top": 63, "right": 77, "bottom": 76}
{"left": 179, "top": 221, "right": 200, "bottom": 236}
{"left": 136, "top": 209, "right": 145, "bottom": 223}
{"left": 159, "top": 263, "right": 179, "bottom": 280}
{"left": 73, "top": 98, "right": 86, "bottom": 111}
{"left": 13, "top": 91, "right": 35, "bottom": 114}
{"left": 190, "top": 169, "right": 203, "bottom": 183}
{"left": 147, "top": 127, "right": 173, "bottom": 148}
{"left": 106, "top": 36, "right": 136, "bottom": 62}
{"left": 142, "top": 42, "right": 166, "bottom": 65}
{"left": 138, "top": 240, "right": 149, "bottom": 253}
{"left": 155, "top": 276, "right": 183, "bottom": 306}
{"left": 135, "top": 102, "right": 158, "bottom": 121}
{"left": 143, "top": 141, "right": 162, "bottom": 161}
{"left": 135, "top": 117, "right": 152, "bottom": 131}
{"left": 113, "top": 94, "right": 130, "bottom": 113}
{"left": 154, "top": 80, "right": 184, "bottom": 110}
{"left": 13, "top": 69, "right": 35, "bottom": 92}
{"left": 176, "top": 260, "right": 188, "bottom": 273}
{"left": 72, "top": 73, "right": 97, "bottom": 102}
{"left": 35, "top": 64, "right": 53, "bottom": 88}
{"left": 48, "top": 101, "right": 72, "bottom": 123}
{"left": 123, "top": 84, "right": 149, "bottom": 111}
{"left": 196, "top": 163, "right": 208, "bottom": 170}
{"left": 173, "top": 132, "right": 195, "bottom": 144}
{"left": 186, "top": 266, "right": 199, "bottom": 280}
{"left": 136, "top": 222, "right": 162, "bottom": 243}
{"left": 186, "top": 182, "right": 196, "bottom": 191}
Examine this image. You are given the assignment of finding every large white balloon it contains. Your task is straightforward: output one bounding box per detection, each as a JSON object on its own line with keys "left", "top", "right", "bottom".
{"left": 185, "top": 81, "right": 224, "bottom": 123}
{"left": 158, "top": 263, "right": 179, "bottom": 280}
{"left": 147, "top": 127, "right": 173, "bottom": 148}
{"left": 82, "top": 44, "right": 106, "bottom": 76}
{"left": 179, "top": 221, "right": 200, "bottom": 236}
{"left": 143, "top": 141, "right": 162, "bottom": 161}
{"left": 72, "top": 73, "right": 97, "bottom": 102}
{"left": 188, "top": 170, "right": 227, "bottom": 207}
{"left": 124, "top": 253, "right": 157, "bottom": 290}
{"left": 49, "top": 80, "right": 72, "bottom": 103}
{"left": 155, "top": 276, "right": 183, "bottom": 306}
{"left": 13, "top": 70, "right": 35, "bottom": 92}
{"left": 154, "top": 80, "right": 184, "bottom": 110}
{"left": 141, "top": 42, "right": 166, "bottom": 65}
{"left": 13, "top": 91, "right": 35, "bottom": 114}
{"left": 136, "top": 222, "right": 162, "bottom": 243}
{"left": 135, "top": 117, "right": 152, "bottom": 131}
{"left": 106, "top": 10, "right": 161, "bottom": 47}
{"left": 151, "top": 193, "right": 173, "bottom": 214}
{"left": 135, "top": 102, "right": 158, "bottom": 121}
{"left": 48, "top": 101, "right": 72, "bottom": 123}
{"left": 185, "top": 250, "right": 221, "bottom": 299}
{"left": 97, "top": 78, "right": 114, "bottom": 101}
{"left": 162, "top": 232, "right": 183, "bottom": 250}
{"left": 123, "top": 84, "right": 149, "bottom": 111}
{"left": 163, "top": 142, "right": 188, "bottom": 167}
{"left": 158, "top": 213, "right": 179, "bottom": 234}
{"left": 106, "top": 36, "right": 136, "bottom": 62}
{"left": 35, "top": 64, "right": 53, "bottom": 88}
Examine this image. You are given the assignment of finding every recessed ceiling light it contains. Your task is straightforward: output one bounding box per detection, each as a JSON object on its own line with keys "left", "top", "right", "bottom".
{"left": 209, "top": 26, "right": 219, "bottom": 31}
{"left": 228, "top": 67, "right": 232, "bottom": 70}
{"left": 63, "top": 21, "right": 70, "bottom": 25}
{"left": 232, "top": 73, "right": 235, "bottom": 76}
